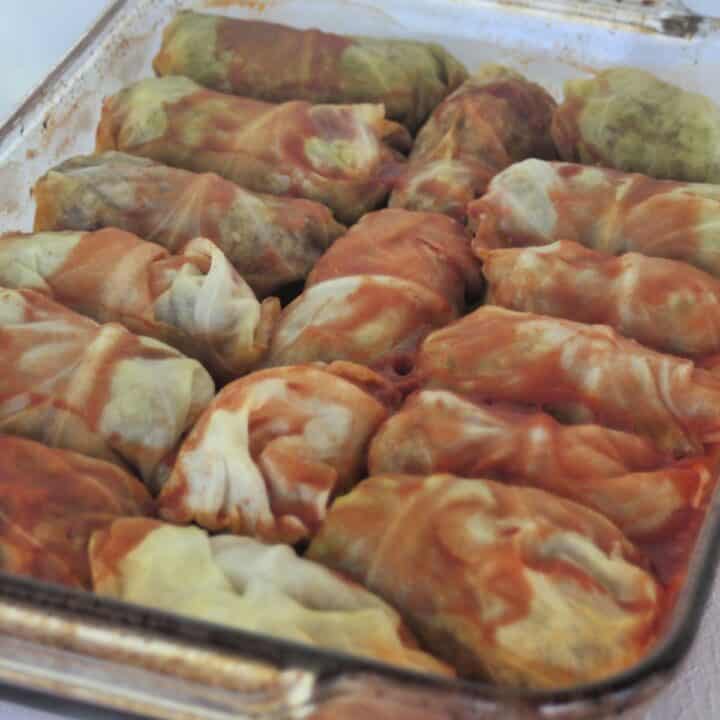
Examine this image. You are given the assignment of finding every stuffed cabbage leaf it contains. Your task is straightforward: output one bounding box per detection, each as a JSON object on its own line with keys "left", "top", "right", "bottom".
{"left": 390, "top": 65, "right": 556, "bottom": 220}
{"left": 480, "top": 240, "right": 720, "bottom": 357}
{"left": 90, "top": 519, "right": 451, "bottom": 675}
{"left": 34, "top": 152, "right": 345, "bottom": 297}
{"left": 469, "top": 159, "right": 720, "bottom": 282}
{"left": 96, "top": 77, "right": 410, "bottom": 224}
{"left": 153, "top": 12, "right": 467, "bottom": 133}
{"left": 0, "top": 288, "right": 214, "bottom": 489}
{"left": 368, "top": 390, "right": 711, "bottom": 547}
{"left": 0, "top": 229, "right": 278, "bottom": 380}
{"left": 416, "top": 306, "right": 720, "bottom": 456}
{"left": 307, "top": 208, "right": 481, "bottom": 312}
{"left": 269, "top": 209, "right": 473, "bottom": 369}
{"left": 308, "top": 473, "right": 660, "bottom": 687}
{"left": 158, "top": 364, "right": 387, "bottom": 543}
{"left": 552, "top": 68, "right": 720, "bottom": 182}
{"left": 0, "top": 436, "right": 152, "bottom": 589}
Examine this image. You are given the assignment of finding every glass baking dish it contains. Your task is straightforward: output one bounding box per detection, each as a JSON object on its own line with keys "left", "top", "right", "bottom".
{"left": 1, "top": 0, "right": 720, "bottom": 717}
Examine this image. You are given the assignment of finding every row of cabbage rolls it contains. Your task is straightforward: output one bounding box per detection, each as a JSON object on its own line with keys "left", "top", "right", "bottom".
{"left": 4, "top": 10, "right": 720, "bottom": 691}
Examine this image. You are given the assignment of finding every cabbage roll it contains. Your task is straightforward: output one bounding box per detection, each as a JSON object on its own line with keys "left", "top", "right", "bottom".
{"left": 481, "top": 240, "right": 720, "bottom": 357}
{"left": 0, "top": 288, "right": 215, "bottom": 488}
{"left": 306, "top": 208, "right": 482, "bottom": 312}
{"left": 552, "top": 68, "right": 720, "bottom": 182}
{"left": 270, "top": 208, "right": 473, "bottom": 369}
{"left": 370, "top": 390, "right": 666, "bottom": 481}
{"left": 308, "top": 473, "right": 660, "bottom": 687}
{"left": 0, "top": 229, "right": 278, "bottom": 381}
{"left": 33, "top": 152, "right": 346, "bottom": 297}
{"left": 90, "top": 519, "right": 451, "bottom": 675}
{"left": 158, "top": 364, "right": 387, "bottom": 542}
{"left": 0, "top": 437, "right": 152, "bottom": 589}
{"left": 96, "top": 77, "right": 410, "bottom": 224}
{"left": 153, "top": 12, "right": 467, "bottom": 133}
{"left": 469, "top": 159, "right": 720, "bottom": 280}
{"left": 389, "top": 65, "right": 556, "bottom": 221}
{"left": 267, "top": 275, "right": 455, "bottom": 370}
{"left": 416, "top": 306, "right": 720, "bottom": 456}
{"left": 368, "top": 390, "right": 712, "bottom": 547}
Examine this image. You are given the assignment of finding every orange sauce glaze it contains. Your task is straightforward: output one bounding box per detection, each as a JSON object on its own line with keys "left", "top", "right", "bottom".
{"left": 89, "top": 517, "right": 163, "bottom": 589}
{"left": 34, "top": 159, "right": 344, "bottom": 298}
{"left": 326, "top": 280, "right": 450, "bottom": 355}
{"left": 481, "top": 240, "right": 720, "bottom": 357}
{"left": 0, "top": 436, "right": 152, "bottom": 588}
{"left": 216, "top": 19, "right": 352, "bottom": 100}
{"left": 391, "top": 75, "right": 556, "bottom": 220}
{"left": 274, "top": 276, "right": 455, "bottom": 369}
{"left": 415, "top": 307, "right": 720, "bottom": 457}
{"left": 469, "top": 163, "right": 706, "bottom": 269}
{"left": 96, "top": 84, "right": 408, "bottom": 224}
{"left": 366, "top": 389, "right": 717, "bottom": 593}
{"left": 159, "top": 365, "right": 387, "bottom": 542}
{"left": 310, "top": 474, "right": 658, "bottom": 674}
{"left": 324, "top": 361, "right": 404, "bottom": 411}
{"left": 550, "top": 93, "right": 588, "bottom": 162}
{"left": 368, "top": 393, "right": 669, "bottom": 486}
{"left": 651, "top": 447, "right": 720, "bottom": 621}
{"left": 307, "top": 208, "right": 483, "bottom": 312}
{"left": 0, "top": 289, "right": 182, "bottom": 456}
{"left": 38, "top": 228, "right": 179, "bottom": 321}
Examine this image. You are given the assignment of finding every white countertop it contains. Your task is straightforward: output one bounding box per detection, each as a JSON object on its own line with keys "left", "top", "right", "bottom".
{"left": 0, "top": 2, "right": 717, "bottom": 718}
